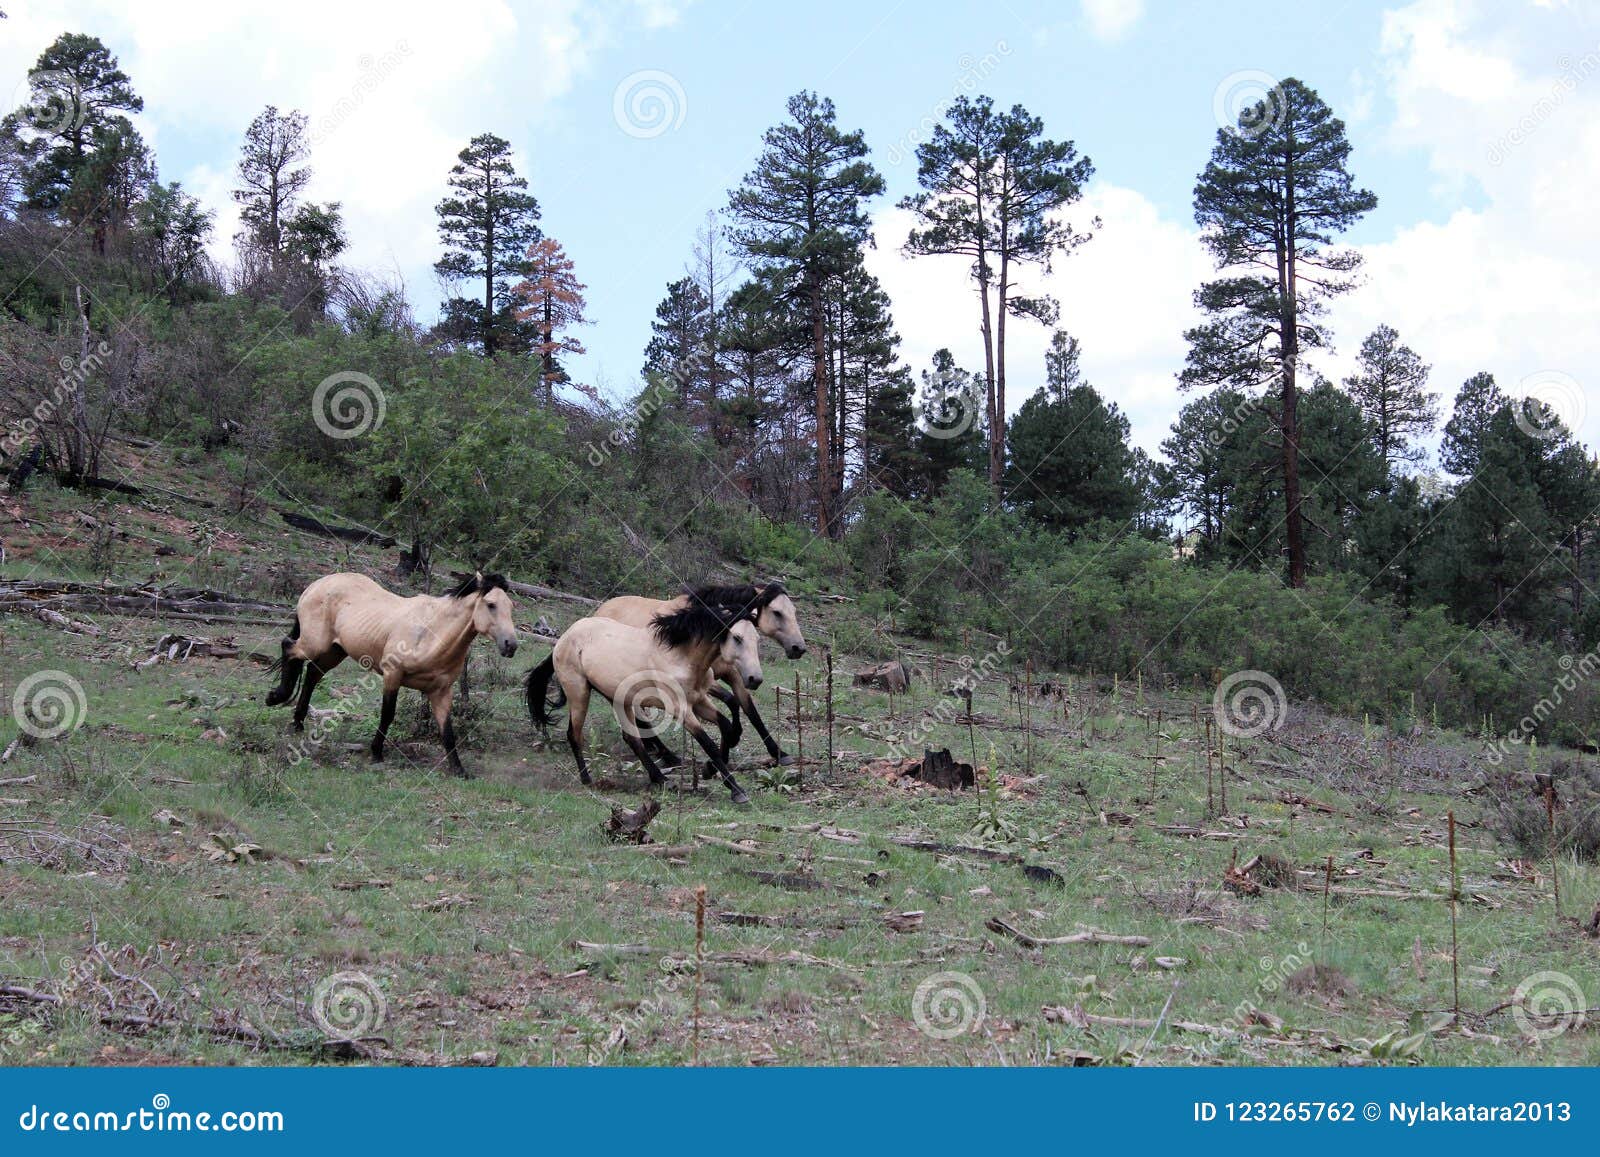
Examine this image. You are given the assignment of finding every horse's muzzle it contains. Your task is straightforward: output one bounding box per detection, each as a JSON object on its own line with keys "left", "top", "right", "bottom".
{"left": 745, "top": 674, "right": 764, "bottom": 690}
{"left": 499, "top": 639, "right": 519, "bottom": 658}
{"left": 787, "top": 644, "right": 806, "bottom": 660}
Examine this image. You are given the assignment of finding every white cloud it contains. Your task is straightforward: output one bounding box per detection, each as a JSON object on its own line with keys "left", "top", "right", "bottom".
{"left": 2, "top": 0, "right": 683, "bottom": 303}
{"left": 867, "top": 183, "right": 1209, "bottom": 455}
{"left": 1080, "top": 0, "right": 1144, "bottom": 42}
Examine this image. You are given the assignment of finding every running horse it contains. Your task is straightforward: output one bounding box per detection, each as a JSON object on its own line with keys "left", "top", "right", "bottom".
{"left": 265, "top": 572, "right": 519, "bottom": 775}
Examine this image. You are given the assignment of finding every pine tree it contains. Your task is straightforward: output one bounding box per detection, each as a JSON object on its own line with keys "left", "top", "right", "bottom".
{"left": 5, "top": 33, "right": 143, "bottom": 212}
{"left": 61, "top": 116, "right": 151, "bottom": 254}
{"left": 728, "top": 91, "right": 883, "bottom": 536}
{"left": 1181, "top": 77, "right": 1376, "bottom": 587}
{"left": 916, "top": 349, "right": 987, "bottom": 495}
{"left": 1005, "top": 331, "right": 1140, "bottom": 532}
{"left": 1440, "top": 371, "right": 1505, "bottom": 477}
{"left": 643, "top": 276, "right": 712, "bottom": 405}
{"left": 1344, "top": 324, "right": 1437, "bottom": 476}
{"left": 234, "top": 106, "right": 311, "bottom": 261}
{"left": 512, "top": 237, "right": 589, "bottom": 396}
{"left": 902, "top": 96, "right": 1096, "bottom": 493}
{"left": 434, "top": 133, "right": 541, "bottom": 357}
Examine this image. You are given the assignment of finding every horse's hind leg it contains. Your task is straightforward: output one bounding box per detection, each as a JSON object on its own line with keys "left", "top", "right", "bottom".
{"left": 564, "top": 679, "right": 594, "bottom": 785}
{"left": 643, "top": 731, "right": 682, "bottom": 769}
{"left": 265, "top": 615, "right": 304, "bottom": 707}
{"left": 292, "top": 645, "right": 346, "bottom": 731}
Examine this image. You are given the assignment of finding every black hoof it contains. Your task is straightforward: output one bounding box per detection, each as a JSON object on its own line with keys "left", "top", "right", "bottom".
{"left": 292, "top": 719, "right": 305, "bottom": 733}
{"left": 265, "top": 689, "right": 289, "bottom": 707}
{"left": 370, "top": 749, "right": 385, "bottom": 763}
{"left": 774, "top": 753, "right": 796, "bottom": 766}
{"left": 729, "top": 789, "right": 751, "bottom": 806}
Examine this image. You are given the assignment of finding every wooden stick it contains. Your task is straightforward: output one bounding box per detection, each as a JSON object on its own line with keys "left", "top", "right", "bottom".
{"left": 1545, "top": 779, "right": 1562, "bottom": 918}
{"left": 693, "top": 885, "right": 706, "bottom": 1067}
{"left": 987, "top": 916, "right": 1152, "bottom": 948}
{"left": 1448, "top": 810, "right": 1460, "bottom": 1020}
{"left": 824, "top": 647, "right": 834, "bottom": 782}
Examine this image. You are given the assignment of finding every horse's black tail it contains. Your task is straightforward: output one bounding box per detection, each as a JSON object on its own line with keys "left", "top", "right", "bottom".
{"left": 526, "top": 653, "right": 564, "bottom": 729}
{"left": 264, "top": 615, "right": 303, "bottom": 707}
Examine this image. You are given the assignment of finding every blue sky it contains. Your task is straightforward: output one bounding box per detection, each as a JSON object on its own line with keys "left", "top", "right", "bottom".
{"left": 5, "top": 0, "right": 1595, "bottom": 457}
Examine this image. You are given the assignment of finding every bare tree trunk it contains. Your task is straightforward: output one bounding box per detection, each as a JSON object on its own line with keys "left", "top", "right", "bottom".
{"left": 1281, "top": 130, "right": 1306, "bottom": 589}
{"left": 994, "top": 250, "right": 1009, "bottom": 494}
{"left": 811, "top": 277, "right": 832, "bottom": 537}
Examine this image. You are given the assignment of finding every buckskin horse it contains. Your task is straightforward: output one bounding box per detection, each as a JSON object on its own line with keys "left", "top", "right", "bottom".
{"left": 525, "top": 586, "right": 765, "bottom": 804}
{"left": 593, "top": 581, "right": 805, "bottom": 766}
{"left": 265, "top": 571, "right": 518, "bottom": 775}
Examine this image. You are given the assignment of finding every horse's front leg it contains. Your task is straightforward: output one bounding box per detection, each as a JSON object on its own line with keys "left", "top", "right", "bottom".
{"left": 371, "top": 669, "right": 402, "bottom": 763}
{"left": 428, "top": 684, "right": 468, "bottom": 777}
{"left": 695, "top": 698, "right": 738, "bottom": 765}
{"left": 683, "top": 714, "right": 749, "bottom": 805}
{"left": 730, "top": 674, "right": 789, "bottom": 765}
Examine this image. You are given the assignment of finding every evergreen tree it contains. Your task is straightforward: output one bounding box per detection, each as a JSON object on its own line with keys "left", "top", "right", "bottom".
{"left": 234, "top": 106, "right": 312, "bottom": 260}
{"left": 512, "top": 237, "right": 589, "bottom": 396}
{"left": 134, "top": 180, "right": 214, "bottom": 298}
{"left": 61, "top": 116, "right": 151, "bottom": 254}
{"left": 728, "top": 91, "right": 883, "bottom": 536}
{"left": 1440, "top": 371, "right": 1505, "bottom": 477}
{"left": 1005, "top": 331, "right": 1140, "bottom": 532}
{"left": 1344, "top": 324, "right": 1437, "bottom": 476}
{"left": 5, "top": 33, "right": 143, "bottom": 212}
{"left": 916, "top": 349, "right": 987, "bottom": 495}
{"left": 643, "top": 276, "right": 712, "bottom": 405}
{"left": 902, "top": 95, "right": 1096, "bottom": 493}
{"left": 434, "top": 133, "right": 541, "bottom": 357}
{"left": 1181, "top": 77, "right": 1376, "bottom": 587}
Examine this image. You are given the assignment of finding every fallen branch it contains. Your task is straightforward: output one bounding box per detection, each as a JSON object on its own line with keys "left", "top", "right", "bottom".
{"left": 987, "top": 916, "right": 1152, "bottom": 948}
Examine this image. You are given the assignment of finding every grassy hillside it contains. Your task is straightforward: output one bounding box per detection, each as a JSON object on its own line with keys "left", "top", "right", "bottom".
{"left": 2, "top": 451, "right": 1597, "bottom": 1067}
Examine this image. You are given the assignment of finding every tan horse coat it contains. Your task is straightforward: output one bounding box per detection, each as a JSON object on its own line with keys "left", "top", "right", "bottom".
{"left": 267, "top": 572, "right": 518, "bottom": 774}
{"left": 593, "top": 585, "right": 806, "bottom": 763}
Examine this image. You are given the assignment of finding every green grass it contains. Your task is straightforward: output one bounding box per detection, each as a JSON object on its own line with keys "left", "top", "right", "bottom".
{"left": 3, "top": 596, "right": 1599, "bottom": 1068}
{"left": 3, "top": 459, "right": 1598, "bottom": 1066}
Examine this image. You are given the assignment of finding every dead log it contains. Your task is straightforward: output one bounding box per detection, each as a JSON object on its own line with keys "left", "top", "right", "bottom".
{"left": 449, "top": 571, "right": 595, "bottom": 606}
{"left": 279, "top": 510, "right": 396, "bottom": 548}
{"left": 889, "top": 836, "right": 1024, "bottom": 863}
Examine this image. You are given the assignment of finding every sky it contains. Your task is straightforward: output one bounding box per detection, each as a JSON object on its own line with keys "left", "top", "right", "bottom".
{"left": 4, "top": 0, "right": 1597, "bottom": 459}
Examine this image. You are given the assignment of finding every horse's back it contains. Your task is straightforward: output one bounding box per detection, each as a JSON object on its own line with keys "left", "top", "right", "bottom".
{"left": 593, "top": 593, "right": 684, "bottom": 632}
{"left": 557, "top": 616, "right": 676, "bottom": 698}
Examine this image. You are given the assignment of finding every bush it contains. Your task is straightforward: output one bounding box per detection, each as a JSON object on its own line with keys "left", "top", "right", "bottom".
{"left": 1487, "top": 758, "right": 1600, "bottom": 863}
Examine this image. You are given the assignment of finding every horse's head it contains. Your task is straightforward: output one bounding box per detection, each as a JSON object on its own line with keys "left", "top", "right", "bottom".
{"left": 721, "top": 620, "right": 765, "bottom": 690}
{"left": 458, "top": 573, "right": 519, "bottom": 657}
{"left": 753, "top": 583, "right": 806, "bottom": 660}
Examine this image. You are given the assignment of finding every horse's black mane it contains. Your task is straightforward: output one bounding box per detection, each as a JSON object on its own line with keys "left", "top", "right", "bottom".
{"left": 652, "top": 583, "right": 766, "bottom": 648}
{"left": 449, "top": 572, "right": 510, "bottom": 599}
